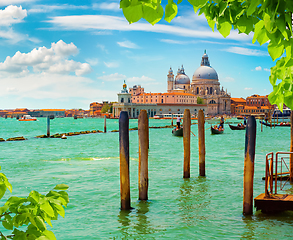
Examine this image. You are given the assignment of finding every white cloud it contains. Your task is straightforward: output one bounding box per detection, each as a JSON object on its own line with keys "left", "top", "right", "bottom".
{"left": 0, "top": 5, "right": 27, "bottom": 26}
{"left": 0, "top": 1, "right": 34, "bottom": 7}
{"left": 93, "top": 2, "right": 120, "bottom": 11}
{"left": 160, "top": 39, "right": 195, "bottom": 44}
{"left": 127, "top": 76, "right": 157, "bottom": 85}
{"left": 117, "top": 40, "right": 139, "bottom": 49}
{"left": 47, "top": 15, "right": 252, "bottom": 41}
{"left": 244, "top": 87, "right": 252, "bottom": 90}
{"left": 264, "top": 68, "right": 270, "bottom": 72}
{"left": 255, "top": 66, "right": 262, "bottom": 71}
{"left": 223, "top": 76, "right": 234, "bottom": 82}
{"left": 0, "top": 73, "right": 115, "bottom": 101}
{"left": 86, "top": 58, "right": 99, "bottom": 66}
{"left": 98, "top": 73, "right": 126, "bottom": 81}
{"left": 225, "top": 47, "right": 268, "bottom": 56}
{"left": 97, "top": 44, "right": 108, "bottom": 53}
{"left": 0, "top": 40, "right": 91, "bottom": 76}
{"left": 104, "top": 61, "right": 119, "bottom": 68}
{"left": 28, "top": 4, "right": 89, "bottom": 13}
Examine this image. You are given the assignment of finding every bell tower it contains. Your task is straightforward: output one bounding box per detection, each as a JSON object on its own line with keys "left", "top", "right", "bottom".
{"left": 167, "top": 67, "right": 174, "bottom": 92}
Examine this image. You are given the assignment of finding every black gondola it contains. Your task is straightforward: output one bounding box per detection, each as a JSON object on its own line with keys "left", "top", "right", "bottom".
{"left": 172, "top": 127, "right": 183, "bottom": 136}
{"left": 228, "top": 124, "right": 246, "bottom": 130}
{"left": 260, "top": 121, "right": 291, "bottom": 127}
{"left": 211, "top": 126, "right": 224, "bottom": 134}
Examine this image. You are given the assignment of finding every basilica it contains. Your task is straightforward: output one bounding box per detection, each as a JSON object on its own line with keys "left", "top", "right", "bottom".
{"left": 167, "top": 50, "right": 231, "bottom": 115}
{"left": 113, "top": 51, "right": 231, "bottom": 118}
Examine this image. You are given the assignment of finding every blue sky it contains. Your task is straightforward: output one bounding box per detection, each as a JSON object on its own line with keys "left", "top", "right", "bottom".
{"left": 0, "top": 0, "right": 273, "bottom": 110}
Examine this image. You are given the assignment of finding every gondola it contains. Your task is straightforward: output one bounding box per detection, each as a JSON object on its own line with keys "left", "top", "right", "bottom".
{"left": 211, "top": 126, "right": 224, "bottom": 134}
{"left": 228, "top": 124, "right": 246, "bottom": 130}
{"left": 172, "top": 127, "right": 183, "bottom": 136}
{"left": 260, "top": 121, "right": 291, "bottom": 127}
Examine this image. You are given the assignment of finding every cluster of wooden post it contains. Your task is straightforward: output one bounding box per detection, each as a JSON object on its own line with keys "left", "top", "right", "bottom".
{"left": 119, "top": 109, "right": 206, "bottom": 210}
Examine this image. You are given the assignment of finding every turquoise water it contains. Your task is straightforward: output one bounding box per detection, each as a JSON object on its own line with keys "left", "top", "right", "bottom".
{"left": 1, "top": 117, "right": 293, "bottom": 239}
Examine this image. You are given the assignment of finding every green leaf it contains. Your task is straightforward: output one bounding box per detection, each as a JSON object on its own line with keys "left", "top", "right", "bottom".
{"left": 54, "top": 184, "right": 69, "bottom": 191}
{"left": 120, "top": 0, "right": 131, "bottom": 9}
{"left": 3, "top": 214, "right": 13, "bottom": 230}
{"left": 188, "top": 0, "right": 208, "bottom": 8}
{"left": 219, "top": 1, "right": 228, "bottom": 17}
{"left": 165, "top": 1, "right": 178, "bottom": 23}
{"left": 0, "top": 183, "right": 6, "bottom": 200}
{"left": 206, "top": 16, "right": 215, "bottom": 31}
{"left": 40, "top": 201, "right": 54, "bottom": 218}
{"left": 0, "top": 205, "right": 8, "bottom": 215}
{"left": 42, "top": 230, "right": 56, "bottom": 240}
{"left": 28, "top": 190, "right": 40, "bottom": 204}
{"left": 143, "top": 4, "right": 164, "bottom": 25}
{"left": 123, "top": 4, "right": 143, "bottom": 24}
{"left": 247, "top": 0, "right": 260, "bottom": 15}
{"left": 34, "top": 216, "right": 46, "bottom": 232}
{"left": 276, "top": 15, "right": 289, "bottom": 40}
{"left": 263, "top": 12, "right": 272, "bottom": 32}
{"left": 268, "top": 41, "right": 284, "bottom": 61}
{"left": 217, "top": 20, "right": 232, "bottom": 38}
{"left": 252, "top": 20, "right": 264, "bottom": 44}
{"left": 51, "top": 203, "right": 65, "bottom": 218}
{"left": 177, "top": 0, "right": 182, "bottom": 4}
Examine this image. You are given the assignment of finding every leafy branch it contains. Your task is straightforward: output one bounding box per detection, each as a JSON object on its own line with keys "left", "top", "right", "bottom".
{"left": 0, "top": 167, "right": 69, "bottom": 240}
{"left": 120, "top": 0, "right": 293, "bottom": 111}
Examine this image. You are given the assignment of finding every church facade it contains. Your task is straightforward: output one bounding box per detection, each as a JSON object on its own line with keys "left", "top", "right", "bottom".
{"left": 113, "top": 51, "right": 231, "bottom": 118}
{"left": 167, "top": 51, "right": 231, "bottom": 115}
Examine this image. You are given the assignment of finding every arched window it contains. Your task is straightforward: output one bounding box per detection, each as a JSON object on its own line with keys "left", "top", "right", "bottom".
{"left": 210, "top": 87, "right": 212, "bottom": 94}
{"left": 196, "top": 87, "right": 199, "bottom": 94}
{"left": 209, "top": 100, "right": 216, "bottom": 104}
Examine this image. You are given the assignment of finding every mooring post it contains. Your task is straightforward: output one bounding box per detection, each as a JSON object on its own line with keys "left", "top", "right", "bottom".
{"left": 47, "top": 116, "right": 50, "bottom": 137}
{"left": 171, "top": 114, "right": 173, "bottom": 126}
{"left": 243, "top": 116, "right": 256, "bottom": 215}
{"left": 119, "top": 111, "right": 131, "bottom": 210}
{"left": 198, "top": 109, "right": 205, "bottom": 176}
{"left": 261, "top": 116, "right": 263, "bottom": 132}
{"left": 290, "top": 111, "right": 293, "bottom": 182}
{"left": 183, "top": 109, "right": 191, "bottom": 178}
{"left": 104, "top": 115, "right": 107, "bottom": 133}
{"left": 138, "top": 110, "right": 149, "bottom": 200}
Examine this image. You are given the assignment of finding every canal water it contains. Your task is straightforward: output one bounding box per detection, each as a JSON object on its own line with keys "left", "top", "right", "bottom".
{"left": 1, "top": 117, "right": 293, "bottom": 239}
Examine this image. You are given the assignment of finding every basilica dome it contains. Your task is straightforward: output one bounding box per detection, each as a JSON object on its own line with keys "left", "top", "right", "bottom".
{"left": 192, "top": 51, "right": 218, "bottom": 81}
{"left": 175, "top": 74, "right": 190, "bottom": 84}
{"left": 175, "top": 65, "right": 190, "bottom": 84}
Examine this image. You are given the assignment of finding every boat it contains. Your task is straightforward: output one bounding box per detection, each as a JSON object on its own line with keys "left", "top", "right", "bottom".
{"left": 18, "top": 115, "right": 37, "bottom": 121}
{"left": 172, "top": 127, "right": 183, "bottom": 136}
{"left": 260, "top": 121, "right": 291, "bottom": 127}
{"left": 211, "top": 126, "right": 224, "bottom": 134}
{"left": 228, "top": 124, "right": 246, "bottom": 130}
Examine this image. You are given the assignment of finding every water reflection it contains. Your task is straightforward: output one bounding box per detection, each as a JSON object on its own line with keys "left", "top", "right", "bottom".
{"left": 117, "top": 201, "right": 156, "bottom": 238}
{"left": 178, "top": 177, "right": 210, "bottom": 225}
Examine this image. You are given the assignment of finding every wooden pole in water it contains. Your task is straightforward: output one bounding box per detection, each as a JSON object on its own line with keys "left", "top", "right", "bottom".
{"left": 243, "top": 116, "right": 256, "bottom": 215}
{"left": 47, "top": 116, "right": 50, "bottom": 137}
{"left": 261, "top": 116, "right": 263, "bottom": 132}
{"left": 198, "top": 109, "right": 205, "bottom": 176}
{"left": 183, "top": 109, "right": 191, "bottom": 178}
{"left": 119, "top": 111, "right": 131, "bottom": 210}
{"left": 171, "top": 114, "right": 173, "bottom": 126}
{"left": 138, "top": 110, "right": 148, "bottom": 200}
{"left": 104, "top": 115, "right": 107, "bottom": 133}
{"left": 290, "top": 111, "right": 293, "bottom": 182}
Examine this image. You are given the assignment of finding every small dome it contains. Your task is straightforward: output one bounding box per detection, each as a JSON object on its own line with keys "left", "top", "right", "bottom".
{"left": 175, "top": 74, "right": 190, "bottom": 84}
{"left": 193, "top": 66, "right": 218, "bottom": 80}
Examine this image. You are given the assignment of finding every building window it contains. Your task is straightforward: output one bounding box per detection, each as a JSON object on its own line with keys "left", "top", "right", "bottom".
{"left": 161, "top": 99, "right": 163, "bottom": 103}
{"left": 178, "top": 109, "right": 180, "bottom": 111}
{"left": 121, "top": 98, "right": 124, "bottom": 103}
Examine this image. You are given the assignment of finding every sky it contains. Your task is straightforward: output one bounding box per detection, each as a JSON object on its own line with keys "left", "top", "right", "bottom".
{"left": 0, "top": 0, "right": 274, "bottom": 110}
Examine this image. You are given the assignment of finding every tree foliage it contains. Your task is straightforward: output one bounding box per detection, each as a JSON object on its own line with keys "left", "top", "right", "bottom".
{"left": 197, "top": 97, "right": 204, "bottom": 104}
{"left": 0, "top": 167, "right": 69, "bottom": 240}
{"left": 101, "top": 103, "right": 110, "bottom": 113}
{"left": 120, "top": 0, "right": 293, "bottom": 111}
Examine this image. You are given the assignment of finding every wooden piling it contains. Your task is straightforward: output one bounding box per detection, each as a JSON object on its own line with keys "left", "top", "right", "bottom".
{"left": 138, "top": 110, "right": 148, "bottom": 200}
{"left": 290, "top": 111, "right": 293, "bottom": 182}
{"left": 243, "top": 116, "right": 256, "bottom": 215}
{"left": 198, "top": 109, "right": 205, "bottom": 176}
{"left": 119, "top": 111, "right": 131, "bottom": 210}
{"left": 261, "top": 116, "right": 263, "bottom": 132}
{"left": 47, "top": 116, "right": 50, "bottom": 137}
{"left": 171, "top": 114, "right": 173, "bottom": 126}
{"left": 183, "top": 109, "right": 191, "bottom": 178}
{"left": 104, "top": 115, "right": 107, "bottom": 133}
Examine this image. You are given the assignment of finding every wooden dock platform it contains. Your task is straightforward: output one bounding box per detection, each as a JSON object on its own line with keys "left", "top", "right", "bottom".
{"left": 255, "top": 193, "right": 293, "bottom": 213}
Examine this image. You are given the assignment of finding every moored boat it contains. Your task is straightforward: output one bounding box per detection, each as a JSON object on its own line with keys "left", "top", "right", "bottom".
{"left": 18, "top": 115, "right": 37, "bottom": 121}
{"left": 211, "top": 126, "right": 224, "bottom": 134}
{"left": 260, "top": 121, "right": 291, "bottom": 127}
{"left": 228, "top": 124, "right": 246, "bottom": 130}
{"left": 172, "top": 127, "right": 183, "bottom": 136}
